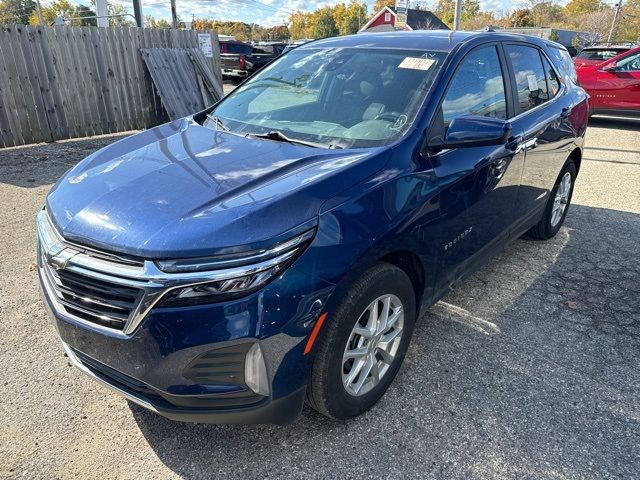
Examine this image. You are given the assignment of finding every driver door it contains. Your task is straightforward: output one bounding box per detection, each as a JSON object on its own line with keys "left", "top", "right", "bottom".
{"left": 596, "top": 50, "right": 640, "bottom": 113}
{"left": 427, "top": 44, "right": 525, "bottom": 286}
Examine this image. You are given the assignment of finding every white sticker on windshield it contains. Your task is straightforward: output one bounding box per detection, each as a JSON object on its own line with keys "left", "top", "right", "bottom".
{"left": 527, "top": 74, "right": 539, "bottom": 92}
{"left": 398, "top": 57, "right": 436, "bottom": 71}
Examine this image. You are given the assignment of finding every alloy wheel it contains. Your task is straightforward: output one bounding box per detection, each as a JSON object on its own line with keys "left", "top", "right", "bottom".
{"left": 341, "top": 294, "right": 404, "bottom": 396}
{"left": 551, "top": 172, "right": 572, "bottom": 227}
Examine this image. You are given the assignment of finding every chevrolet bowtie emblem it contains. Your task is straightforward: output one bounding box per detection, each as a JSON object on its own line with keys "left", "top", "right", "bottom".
{"left": 49, "top": 248, "right": 78, "bottom": 270}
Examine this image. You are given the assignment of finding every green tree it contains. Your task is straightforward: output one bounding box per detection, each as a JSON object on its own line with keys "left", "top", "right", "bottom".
{"left": 337, "top": 1, "right": 367, "bottom": 35}
{"left": 565, "top": 0, "right": 606, "bottom": 16}
{"left": 145, "top": 15, "right": 171, "bottom": 28}
{"left": 531, "top": 1, "right": 565, "bottom": 26}
{"left": 289, "top": 11, "right": 311, "bottom": 39}
{"left": 75, "top": 4, "right": 96, "bottom": 26}
{"left": 98, "top": 0, "right": 134, "bottom": 27}
{"left": 371, "top": 0, "right": 393, "bottom": 13}
{"left": 461, "top": 10, "right": 496, "bottom": 30}
{"left": 308, "top": 6, "right": 337, "bottom": 38}
{"left": 266, "top": 24, "right": 289, "bottom": 40}
{"left": 0, "top": 0, "right": 36, "bottom": 24}
{"left": 27, "top": 0, "right": 73, "bottom": 24}
{"left": 506, "top": 8, "right": 533, "bottom": 27}
{"left": 435, "top": 0, "right": 480, "bottom": 27}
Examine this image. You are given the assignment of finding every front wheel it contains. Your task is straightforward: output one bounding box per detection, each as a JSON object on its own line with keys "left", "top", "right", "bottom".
{"left": 528, "top": 160, "right": 576, "bottom": 240}
{"left": 306, "top": 263, "right": 416, "bottom": 420}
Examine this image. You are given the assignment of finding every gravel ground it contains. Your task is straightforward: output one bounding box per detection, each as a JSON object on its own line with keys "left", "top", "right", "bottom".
{"left": 1, "top": 116, "right": 639, "bottom": 479}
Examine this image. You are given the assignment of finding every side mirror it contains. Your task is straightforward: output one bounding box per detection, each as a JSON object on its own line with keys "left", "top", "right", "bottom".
{"left": 442, "top": 116, "right": 512, "bottom": 149}
{"left": 600, "top": 62, "right": 618, "bottom": 72}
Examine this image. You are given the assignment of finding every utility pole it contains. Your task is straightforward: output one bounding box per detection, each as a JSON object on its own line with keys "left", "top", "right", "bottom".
{"left": 132, "top": 0, "right": 143, "bottom": 27}
{"left": 35, "top": 0, "right": 44, "bottom": 25}
{"left": 171, "top": 0, "right": 178, "bottom": 29}
{"left": 608, "top": 1, "right": 622, "bottom": 43}
{"left": 453, "top": 0, "right": 462, "bottom": 30}
{"left": 96, "top": 0, "right": 108, "bottom": 27}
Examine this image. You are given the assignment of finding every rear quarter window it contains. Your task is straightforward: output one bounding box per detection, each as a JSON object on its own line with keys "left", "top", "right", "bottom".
{"left": 505, "top": 44, "right": 549, "bottom": 113}
{"left": 547, "top": 46, "right": 578, "bottom": 84}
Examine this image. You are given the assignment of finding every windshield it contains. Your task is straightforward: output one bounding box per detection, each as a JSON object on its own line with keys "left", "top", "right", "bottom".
{"left": 206, "top": 47, "right": 446, "bottom": 149}
{"left": 577, "top": 48, "right": 628, "bottom": 61}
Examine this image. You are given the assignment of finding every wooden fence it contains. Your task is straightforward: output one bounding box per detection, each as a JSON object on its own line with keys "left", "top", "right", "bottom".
{"left": 0, "top": 25, "right": 222, "bottom": 148}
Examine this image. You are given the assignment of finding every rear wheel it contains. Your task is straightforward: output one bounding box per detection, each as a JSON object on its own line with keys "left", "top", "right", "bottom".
{"left": 528, "top": 160, "right": 576, "bottom": 240}
{"left": 306, "top": 263, "right": 416, "bottom": 419}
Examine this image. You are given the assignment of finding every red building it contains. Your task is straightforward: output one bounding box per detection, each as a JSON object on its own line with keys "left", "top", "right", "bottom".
{"left": 359, "top": 6, "right": 449, "bottom": 33}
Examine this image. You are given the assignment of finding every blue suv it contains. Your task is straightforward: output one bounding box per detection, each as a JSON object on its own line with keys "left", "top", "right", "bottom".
{"left": 37, "top": 31, "right": 588, "bottom": 424}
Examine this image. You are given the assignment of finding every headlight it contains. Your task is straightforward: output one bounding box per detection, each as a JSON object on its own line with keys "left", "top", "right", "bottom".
{"left": 158, "top": 228, "right": 315, "bottom": 306}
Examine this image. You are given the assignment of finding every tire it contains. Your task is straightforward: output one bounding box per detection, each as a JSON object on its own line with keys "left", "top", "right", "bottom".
{"left": 528, "top": 160, "right": 577, "bottom": 240}
{"left": 306, "top": 263, "right": 416, "bottom": 420}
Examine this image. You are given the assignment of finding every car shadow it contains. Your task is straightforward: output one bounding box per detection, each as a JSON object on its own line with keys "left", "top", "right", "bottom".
{"left": 0, "top": 133, "right": 132, "bottom": 188}
{"left": 130, "top": 204, "right": 640, "bottom": 479}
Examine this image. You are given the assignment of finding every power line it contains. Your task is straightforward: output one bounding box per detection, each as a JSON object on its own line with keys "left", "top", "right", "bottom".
{"left": 141, "top": 0, "right": 296, "bottom": 17}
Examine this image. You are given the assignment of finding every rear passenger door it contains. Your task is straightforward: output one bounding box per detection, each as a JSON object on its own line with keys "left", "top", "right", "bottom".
{"left": 502, "top": 43, "right": 576, "bottom": 225}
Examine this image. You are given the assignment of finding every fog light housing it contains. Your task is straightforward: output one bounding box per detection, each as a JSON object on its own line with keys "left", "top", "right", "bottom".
{"left": 245, "top": 343, "right": 269, "bottom": 396}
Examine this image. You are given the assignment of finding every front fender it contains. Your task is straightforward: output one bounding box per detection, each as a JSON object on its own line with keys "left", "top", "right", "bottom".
{"left": 294, "top": 160, "right": 442, "bottom": 315}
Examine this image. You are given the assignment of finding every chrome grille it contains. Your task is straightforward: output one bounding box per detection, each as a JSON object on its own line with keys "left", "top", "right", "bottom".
{"left": 39, "top": 245, "right": 142, "bottom": 330}
{"left": 37, "top": 209, "right": 310, "bottom": 335}
{"left": 40, "top": 256, "right": 141, "bottom": 330}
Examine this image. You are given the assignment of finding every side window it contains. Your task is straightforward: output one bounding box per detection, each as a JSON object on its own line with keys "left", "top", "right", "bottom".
{"left": 617, "top": 52, "right": 640, "bottom": 71}
{"left": 505, "top": 44, "right": 549, "bottom": 113}
{"left": 548, "top": 46, "right": 578, "bottom": 84}
{"left": 441, "top": 46, "right": 508, "bottom": 124}
{"left": 541, "top": 55, "right": 560, "bottom": 99}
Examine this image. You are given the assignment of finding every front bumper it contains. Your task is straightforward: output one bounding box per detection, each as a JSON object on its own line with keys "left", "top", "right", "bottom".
{"left": 39, "top": 267, "right": 330, "bottom": 424}
{"left": 62, "top": 341, "right": 305, "bottom": 424}
{"left": 38, "top": 252, "right": 335, "bottom": 424}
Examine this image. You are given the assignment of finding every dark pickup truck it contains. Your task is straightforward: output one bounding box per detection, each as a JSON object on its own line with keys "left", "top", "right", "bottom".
{"left": 220, "top": 40, "right": 279, "bottom": 83}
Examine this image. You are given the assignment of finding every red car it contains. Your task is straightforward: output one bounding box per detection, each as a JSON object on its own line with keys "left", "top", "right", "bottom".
{"left": 576, "top": 45, "right": 640, "bottom": 116}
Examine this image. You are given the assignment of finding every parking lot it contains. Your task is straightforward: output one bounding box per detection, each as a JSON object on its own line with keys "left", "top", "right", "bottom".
{"left": 0, "top": 116, "right": 639, "bottom": 479}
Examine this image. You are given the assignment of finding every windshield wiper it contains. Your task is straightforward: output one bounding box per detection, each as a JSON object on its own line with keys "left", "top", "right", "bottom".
{"left": 246, "top": 130, "right": 341, "bottom": 149}
{"left": 206, "top": 114, "right": 229, "bottom": 131}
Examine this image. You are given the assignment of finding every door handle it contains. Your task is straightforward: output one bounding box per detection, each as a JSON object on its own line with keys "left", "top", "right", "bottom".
{"left": 505, "top": 135, "right": 524, "bottom": 153}
{"left": 560, "top": 107, "right": 571, "bottom": 118}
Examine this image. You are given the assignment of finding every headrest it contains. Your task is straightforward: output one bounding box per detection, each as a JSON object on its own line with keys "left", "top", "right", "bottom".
{"left": 360, "top": 80, "right": 375, "bottom": 97}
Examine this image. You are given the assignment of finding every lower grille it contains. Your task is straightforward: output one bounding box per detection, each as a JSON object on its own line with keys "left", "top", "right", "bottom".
{"left": 70, "top": 345, "right": 266, "bottom": 410}
{"left": 40, "top": 250, "right": 141, "bottom": 330}
{"left": 71, "top": 347, "right": 153, "bottom": 396}
{"left": 183, "top": 343, "right": 252, "bottom": 385}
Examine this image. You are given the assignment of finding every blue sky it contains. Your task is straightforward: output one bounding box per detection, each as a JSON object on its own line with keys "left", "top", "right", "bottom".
{"left": 105, "top": 0, "right": 569, "bottom": 27}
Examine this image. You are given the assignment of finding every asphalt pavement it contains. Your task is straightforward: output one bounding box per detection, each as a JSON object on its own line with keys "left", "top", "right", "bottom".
{"left": 0, "top": 116, "right": 638, "bottom": 479}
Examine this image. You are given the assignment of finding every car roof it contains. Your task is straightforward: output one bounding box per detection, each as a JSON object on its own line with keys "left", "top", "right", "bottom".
{"left": 299, "top": 30, "right": 560, "bottom": 53}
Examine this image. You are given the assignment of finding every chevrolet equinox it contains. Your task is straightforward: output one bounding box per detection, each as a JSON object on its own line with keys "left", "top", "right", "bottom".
{"left": 37, "top": 31, "right": 589, "bottom": 424}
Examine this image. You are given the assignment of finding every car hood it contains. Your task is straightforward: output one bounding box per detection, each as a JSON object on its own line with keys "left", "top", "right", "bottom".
{"left": 46, "top": 118, "right": 389, "bottom": 258}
